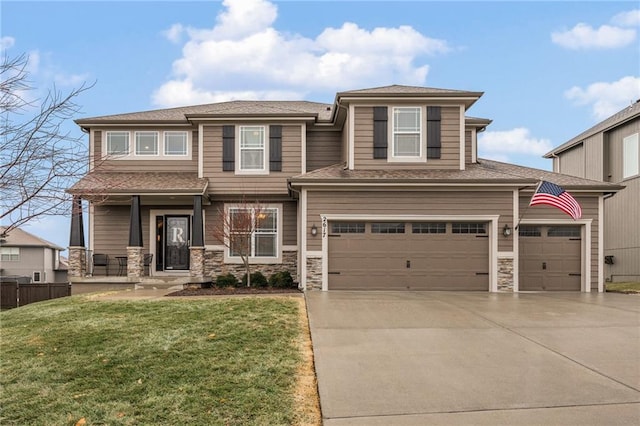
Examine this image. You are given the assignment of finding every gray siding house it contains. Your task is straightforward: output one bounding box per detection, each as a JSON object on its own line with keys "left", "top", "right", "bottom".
{"left": 67, "top": 85, "right": 621, "bottom": 292}
{"left": 0, "top": 227, "right": 68, "bottom": 283}
{"left": 545, "top": 100, "right": 640, "bottom": 283}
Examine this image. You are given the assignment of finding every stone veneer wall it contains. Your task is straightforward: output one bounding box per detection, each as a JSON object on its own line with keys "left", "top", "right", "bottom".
{"left": 204, "top": 250, "right": 298, "bottom": 284}
{"left": 67, "top": 247, "right": 86, "bottom": 278}
{"left": 305, "top": 256, "right": 323, "bottom": 290}
{"left": 498, "top": 257, "right": 514, "bottom": 292}
{"left": 190, "top": 247, "right": 205, "bottom": 280}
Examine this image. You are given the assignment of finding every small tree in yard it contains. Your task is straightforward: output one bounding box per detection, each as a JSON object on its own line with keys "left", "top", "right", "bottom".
{"left": 210, "top": 200, "right": 269, "bottom": 287}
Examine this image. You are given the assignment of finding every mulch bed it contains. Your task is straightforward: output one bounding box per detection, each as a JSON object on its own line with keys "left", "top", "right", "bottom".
{"left": 167, "top": 287, "right": 302, "bottom": 296}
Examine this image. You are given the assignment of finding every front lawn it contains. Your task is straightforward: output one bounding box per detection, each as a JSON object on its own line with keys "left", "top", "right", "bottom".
{"left": 0, "top": 296, "right": 318, "bottom": 425}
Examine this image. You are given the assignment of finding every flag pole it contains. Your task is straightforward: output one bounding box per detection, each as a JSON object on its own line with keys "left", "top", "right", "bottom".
{"left": 515, "top": 180, "right": 542, "bottom": 230}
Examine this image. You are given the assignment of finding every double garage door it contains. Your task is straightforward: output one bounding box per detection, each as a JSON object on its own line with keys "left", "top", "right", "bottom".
{"left": 328, "top": 221, "right": 489, "bottom": 290}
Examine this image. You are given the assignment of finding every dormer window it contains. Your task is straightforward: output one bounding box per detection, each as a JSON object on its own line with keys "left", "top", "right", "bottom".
{"left": 106, "top": 131, "right": 129, "bottom": 155}
{"left": 239, "top": 126, "right": 266, "bottom": 172}
{"left": 135, "top": 131, "right": 159, "bottom": 156}
{"left": 392, "top": 107, "right": 422, "bottom": 159}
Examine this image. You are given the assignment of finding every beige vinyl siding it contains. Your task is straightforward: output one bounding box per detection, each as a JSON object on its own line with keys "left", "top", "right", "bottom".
{"left": 93, "top": 128, "right": 198, "bottom": 172}
{"left": 202, "top": 124, "right": 302, "bottom": 195}
{"left": 606, "top": 118, "right": 640, "bottom": 183}
{"left": 465, "top": 130, "right": 472, "bottom": 164}
{"left": 558, "top": 143, "right": 585, "bottom": 178}
{"left": 93, "top": 205, "right": 151, "bottom": 275}
{"left": 519, "top": 195, "right": 599, "bottom": 290}
{"left": 306, "top": 130, "right": 342, "bottom": 171}
{"left": 584, "top": 134, "right": 604, "bottom": 181}
{"left": 306, "top": 190, "right": 513, "bottom": 252}
{"left": 604, "top": 177, "right": 640, "bottom": 281}
{"left": 353, "top": 106, "right": 461, "bottom": 170}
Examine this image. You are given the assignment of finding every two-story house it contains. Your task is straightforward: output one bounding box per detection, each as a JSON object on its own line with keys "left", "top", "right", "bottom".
{"left": 0, "top": 227, "right": 68, "bottom": 283}
{"left": 67, "top": 85, "right": 621, "bottom": 292}
{"left": 544, "top": 100, "right": 640, "bottom": 284}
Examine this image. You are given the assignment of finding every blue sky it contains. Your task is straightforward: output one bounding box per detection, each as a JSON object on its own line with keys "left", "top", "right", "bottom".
{"left": 2, "top": 0, "right": 640, "bottom": 251}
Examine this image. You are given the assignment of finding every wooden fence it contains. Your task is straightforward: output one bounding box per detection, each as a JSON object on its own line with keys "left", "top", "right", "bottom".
{"left": 0, "top": 282, "right": 71, "bottom": 310}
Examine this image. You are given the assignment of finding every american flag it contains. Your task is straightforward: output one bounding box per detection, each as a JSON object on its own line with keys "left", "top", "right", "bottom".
{"left": 530, "top": 181, "right": 582, "bottom": 220}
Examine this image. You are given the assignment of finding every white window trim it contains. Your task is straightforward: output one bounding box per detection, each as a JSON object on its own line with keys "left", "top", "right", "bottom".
{"left": 387, "top": 106, "right": 427, "bottom": 163}
{"left": 134, "top": 131, "right": 160, "bottom": 156}
{"left": 223, "top": 203, "right": 283, "bottom": 264}
{"left": 105, "top": 131, "right": 130, "bottom": 157}
{"left": 102, "top": 130, "right": 192, "bottom": 160}
{"left": 622, "top": 132, "right": 639, "bottom": 179}
{"left": 32, "top": 271, "right": 42, "bottom": 282}
{"left": 236, "top": 125, "right": 269, "bottom": 175}
{"left": 163, "top": 131, "right": 190, "bottom": 156}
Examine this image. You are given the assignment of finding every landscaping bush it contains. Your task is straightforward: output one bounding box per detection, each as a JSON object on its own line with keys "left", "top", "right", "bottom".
{"left": 242, "top": 271, "right": 268, "bottom": 287}
{"left": 269, "top": 271, "right": 295, "bottom": 289}
{"left": 215, "top": 273, "right": 239, "bottom": 288}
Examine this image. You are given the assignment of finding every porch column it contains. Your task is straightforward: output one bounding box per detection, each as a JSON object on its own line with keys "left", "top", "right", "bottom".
{"left": 68, "top": 196, "right": 86, "bottom": 278}
{"left": 127, "top": 195, "right": 143, "bottom": 278}
{"left": 190, "top": 195, "right": 206, "bottom": 282}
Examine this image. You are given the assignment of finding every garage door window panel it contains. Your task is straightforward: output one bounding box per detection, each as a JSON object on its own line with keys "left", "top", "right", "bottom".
{"left": 519, "top": 225, "right": 541, "bottom": 237}
{"left": 452, "top": 223, "right": 486, "bottom": 234}
{"left": 412, "top": 222, "right": 446, "bottom": 234}
{"left": 331, "top": 222, "right": 365, "bottom": 234}
{"left": 371, "top": 223, "right": 405, "bottom": 234}
{"left": 547, "top": 226, "right": 581, "bottom": 237}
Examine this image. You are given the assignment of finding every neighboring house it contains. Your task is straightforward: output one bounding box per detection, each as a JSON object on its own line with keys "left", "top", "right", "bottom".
{"left": 67, "top": 85, "right": 621, "bottom": 292}
{"left": 545, "top": 100, "right": 640, "bottom": 283}
{"left": 0, "top": 227, "right": 68, "bottom": 283}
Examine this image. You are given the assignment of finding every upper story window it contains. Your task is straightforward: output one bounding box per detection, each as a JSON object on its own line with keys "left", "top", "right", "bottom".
{"left": 392, "top": 107, "right": 422, "bottom": 159}
{"left": 106, "top": 131, "right": 129, "bottom": 155}
{"left": 164, "top": 132, "right": 188, "bottom": 156}
{"left": 239, "top": 126, "right": 266, "bottom": 172}
{"left": 103, "top": 130, "right": 190, "bottom": 159}
{"left": 623, "top": 133, "right": 639, "bottom": 179}
{"left": 135, "top": 131, "right": 159, "bottom": 156}
{"left": 1, "top": 247, "right": 20, "bottom": 261}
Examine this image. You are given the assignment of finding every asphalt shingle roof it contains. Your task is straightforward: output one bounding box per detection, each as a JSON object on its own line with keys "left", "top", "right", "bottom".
{"left": 67, "top": 172, "right": 208, "bottom": 195}
{"left": 290, "top": 159, "right": 622, "bottom": 191}
{"left": 0, "top": 226, "right": 64, "bottom": 250}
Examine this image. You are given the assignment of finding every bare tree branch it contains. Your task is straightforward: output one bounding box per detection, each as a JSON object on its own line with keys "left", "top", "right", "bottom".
{"left": 0, "top": 53, "right": 94, "bottom": 236}
{"left": 209, "top": 199, "right": 268, "bottom": 287}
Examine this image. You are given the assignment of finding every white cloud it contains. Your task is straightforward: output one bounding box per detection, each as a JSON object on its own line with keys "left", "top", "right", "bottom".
{"left": 0, "top": 36, "right": 15, "bottom": 50}
{"left": 54, "top": 73, "right": 90, "bottom": 87}
{"left": 551, "top": 23, "right": 635, "bottom": 49}
{"left": 565, "top": 76, "right": 640, "bottom": 120}
{"left": 478, "top": 128, "right": 553, "bottom": 162}
{"left": 163, "top": 23, "right": 185, "bottom": 44}
{"left": 153, "top": 0, "right": 449, "bottom": 107}
{"left": 612, "top": 9, "right": 640, "bottom": 27}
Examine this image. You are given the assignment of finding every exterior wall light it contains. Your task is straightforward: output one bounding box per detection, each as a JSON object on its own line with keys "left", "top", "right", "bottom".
{"left": 311, "top": 224, "right": 318, "bottom": 237}
{"left": 503, "top": 224, "right": 512, "bottom": 237}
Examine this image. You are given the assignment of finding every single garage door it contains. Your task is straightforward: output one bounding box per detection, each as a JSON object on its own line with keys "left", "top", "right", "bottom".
{"left": 519, "top": 225, "right": 582, "bottom": 291}
{"left": 328, "top": 221, "right": 489, "bottom": 290}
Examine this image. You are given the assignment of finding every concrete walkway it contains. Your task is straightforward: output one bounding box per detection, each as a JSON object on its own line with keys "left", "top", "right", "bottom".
{"left": 306, "top": 291, "right": 640, "bottom": 425}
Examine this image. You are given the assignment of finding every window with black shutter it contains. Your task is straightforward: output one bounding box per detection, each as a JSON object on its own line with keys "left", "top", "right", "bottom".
{"left": 373, "top": 107, "right": 388, "bottom": 159}
{"left": 269, "top": 125, "right": 282, "bottom": 171}
{"left": 427, "top": 106, "right": 441, "bottom": 159}
{"left": 222, "top": 125, "right": 235, "bottom": 171}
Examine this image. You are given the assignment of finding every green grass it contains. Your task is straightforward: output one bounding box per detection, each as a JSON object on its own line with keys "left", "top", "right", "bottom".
{"left": 1, "top": 296, "right": 303, "bottom": 425}
{"left": 605, "top": 281, "right": 640, "bottom": 293}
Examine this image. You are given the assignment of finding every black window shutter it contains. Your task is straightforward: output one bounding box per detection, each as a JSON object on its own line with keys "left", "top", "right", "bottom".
{"left": 269, "top": 125, "right": 282, "bottom": 172}
{"left": 222, "top": 125, "right": 235, "bottom": 171}
{"left": 427, "top": 106, "right": 441, "bottom": 159}
{"left": 373, "top": 107, "right": 388, "bottom": 159}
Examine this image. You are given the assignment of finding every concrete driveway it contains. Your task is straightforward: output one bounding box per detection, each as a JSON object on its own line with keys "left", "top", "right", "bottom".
{"left": 306, "top": 291, "right": 640, "bottom": 425}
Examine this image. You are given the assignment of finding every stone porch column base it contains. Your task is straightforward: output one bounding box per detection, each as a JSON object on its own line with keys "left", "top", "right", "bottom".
{"left": 127, "top": 246, "right": 143, "bottom": 278}
{"left": 190, "top": 247, "right": 205, "bottom": 279}
{"left": 68, "top": 246, "right": 87, "bottom": 278}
